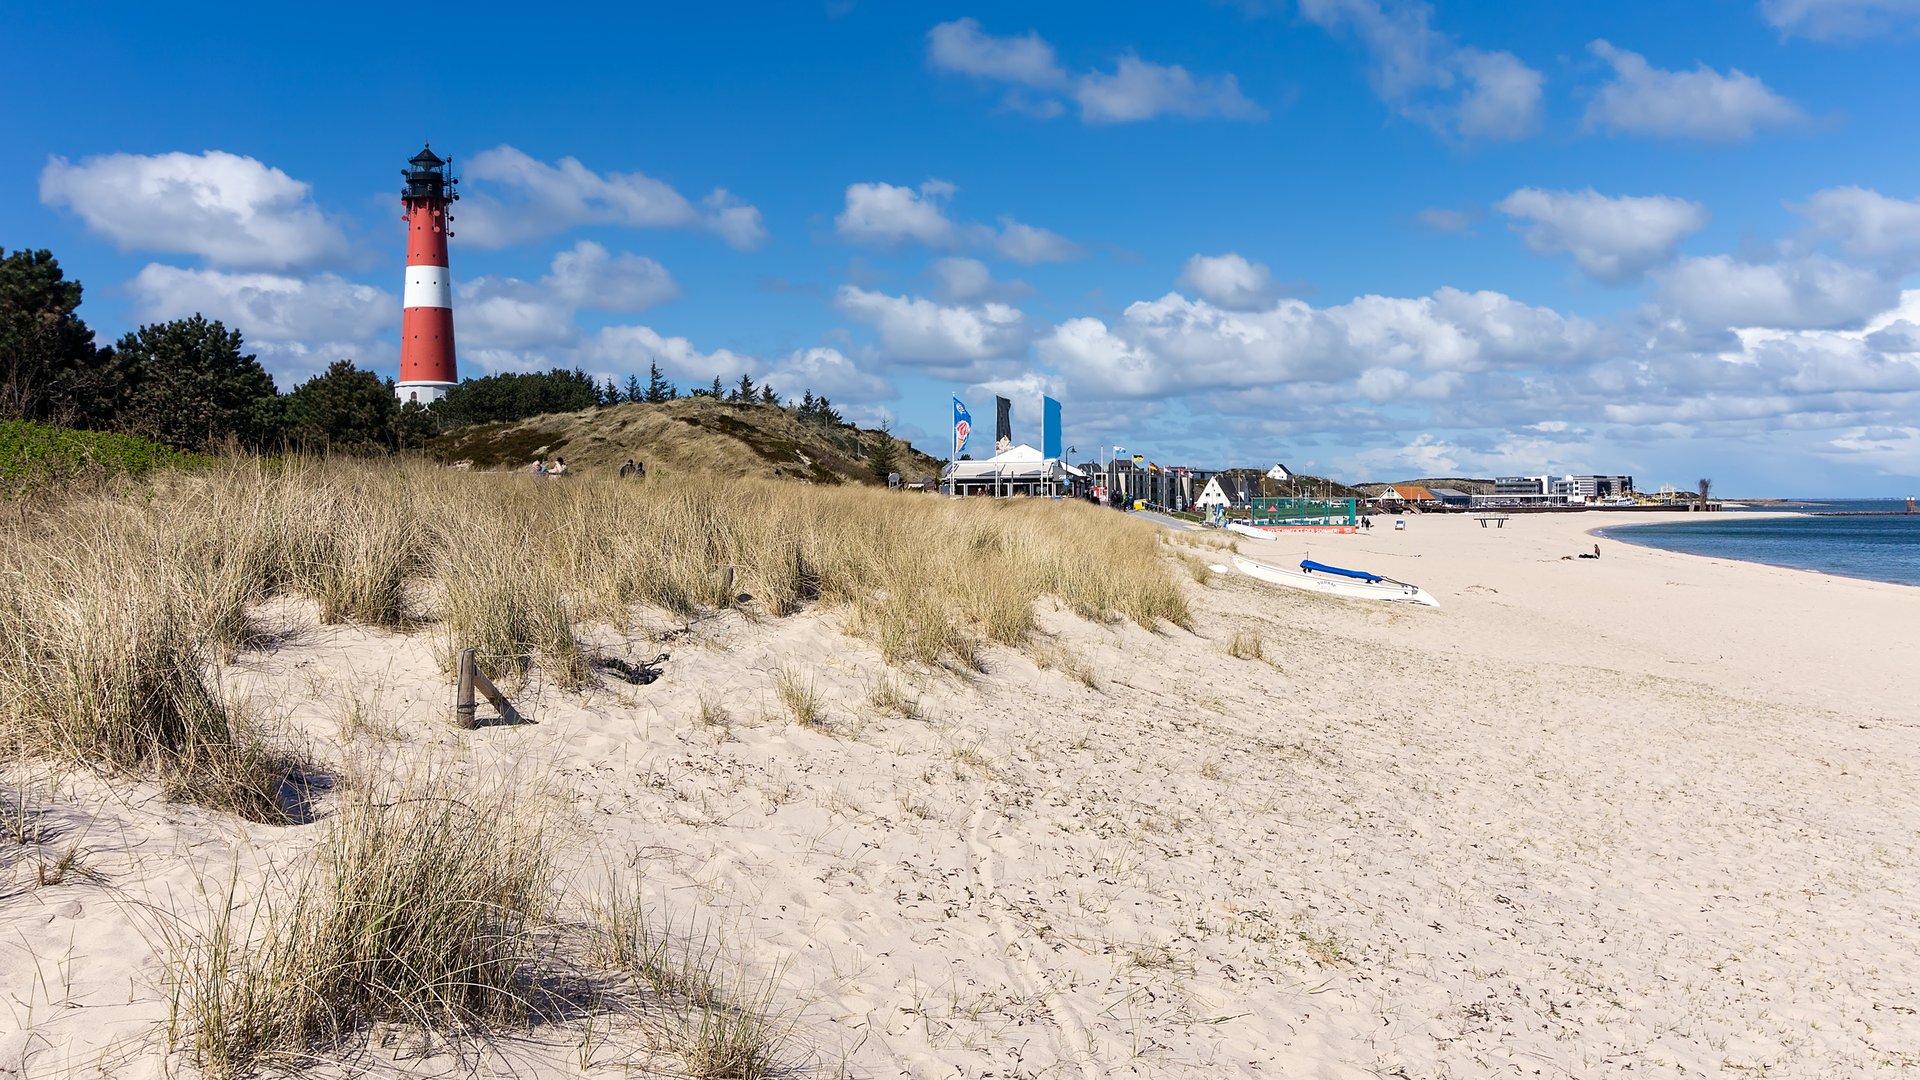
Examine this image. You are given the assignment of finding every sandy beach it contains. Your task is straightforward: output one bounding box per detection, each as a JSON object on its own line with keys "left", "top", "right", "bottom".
{"left": 5, "top": 508, "right": 1919, "bottom": 1077}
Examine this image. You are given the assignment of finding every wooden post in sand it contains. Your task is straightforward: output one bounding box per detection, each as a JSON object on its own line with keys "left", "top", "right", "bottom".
{"left": 454, "top": 648, "right": 520, "bottom": 728}
{"left": 455, "top": 648, "right": 477, "bottom": 729}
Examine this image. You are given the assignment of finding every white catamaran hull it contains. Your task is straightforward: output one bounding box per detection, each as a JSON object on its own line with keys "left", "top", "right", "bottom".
{"left": 1231, "top": 555, "right": 1441, "bottom": 608}
{"left": 1225, "top": 522, "right": 1275, "bottom": 541}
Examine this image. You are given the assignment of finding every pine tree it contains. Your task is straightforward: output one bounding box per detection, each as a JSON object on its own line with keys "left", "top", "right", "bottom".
{"left": 760, "top": 384, "right": 777, "bottom": 405}
{"left": 112, "top": 315, "right": 281, "bottom": 451}
{"left": 644, "top": 361, "right": 675, "bottom": 403}
{"left": 601, "top": 377, "right": 620, "bottom": 406}
{"left": 800, "top": 390, "right": 817, "bottom": 417}
{"left": 709, "top": 375, "right": 725, "bottom": 399}
{"left": 735, "top": 373, "right": 756, "bottom": 402}
{"left": 868, "top": 423, "right": 900, "bottom": 483}
{"left": 624, "top": 373, "right": 643, "bottom": 403}
{"left": 284, "top": 359, "right": 395, "bottom": 452}
{"left": 0, "top": 248, "right": 115, "bottom": 425}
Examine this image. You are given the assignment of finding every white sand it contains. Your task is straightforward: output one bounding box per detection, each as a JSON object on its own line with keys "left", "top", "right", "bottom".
{"left": 5, "top": 510, "right": 1919, "bottom": 1077}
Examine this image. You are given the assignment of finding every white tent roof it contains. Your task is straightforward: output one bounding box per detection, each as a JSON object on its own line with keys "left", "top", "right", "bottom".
{"left": 945, "top": 444, "right": 1084, "bottom": 480}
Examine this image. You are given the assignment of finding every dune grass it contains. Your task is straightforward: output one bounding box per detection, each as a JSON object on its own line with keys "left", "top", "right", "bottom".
{"left": 1, "top": 456, "right": 1188, "bottom": 809}
{"left": 174, "top": 772, "right": 554, "bottom": 1074}
{"left": 174, "top": 771, "right": 789, "bottom": 1078}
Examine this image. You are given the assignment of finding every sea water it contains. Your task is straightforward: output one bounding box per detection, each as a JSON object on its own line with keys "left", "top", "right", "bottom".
{"left": 1602, "top": 500, "right": 1920, "bottom": 587}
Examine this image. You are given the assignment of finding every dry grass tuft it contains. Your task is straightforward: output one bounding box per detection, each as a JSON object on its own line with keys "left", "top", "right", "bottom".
{"left": 1227, "top": 630, "right": 1266, "bottom": 661}
{"left": 866, "top": 678, "right": 923, "bottom": 721}
{"left": 0, "top": 486, "right": 302, "bottom": 821}
{"left": 588, "top": 875, "right": 788, "bottom": 1079}
{"left": 174, "top": 772, "right": 552, "bottom": 1073}
{"left": 695, "top": 694, "right": 732, "bottom": 728}
{"left": 172, "top": 770, "right": 794, "bottom": 1078}
{"left": 774, "top": 666, "right": 826, "bottom": 729}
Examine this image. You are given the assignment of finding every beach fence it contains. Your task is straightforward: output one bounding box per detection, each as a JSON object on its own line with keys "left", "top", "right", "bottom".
{"left": 1249, "top": 497, "right": 1358, "bottom": 531}
{"left": 453, "top": 648, "right": 520, "bottom": 728}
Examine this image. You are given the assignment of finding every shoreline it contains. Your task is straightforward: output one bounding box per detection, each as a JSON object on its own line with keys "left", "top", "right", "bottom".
{"left": 1591, "top": 509, "right": 1920, "bottom": 590}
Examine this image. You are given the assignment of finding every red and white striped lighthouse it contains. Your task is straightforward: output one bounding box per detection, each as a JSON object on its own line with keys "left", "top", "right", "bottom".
{"left": 396, "top": 144, "right": 459, "bottom": 403}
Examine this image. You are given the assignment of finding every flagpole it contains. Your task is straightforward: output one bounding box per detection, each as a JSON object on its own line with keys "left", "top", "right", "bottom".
{"left": 949, "top": 394, "right": 957, "bottom": 498}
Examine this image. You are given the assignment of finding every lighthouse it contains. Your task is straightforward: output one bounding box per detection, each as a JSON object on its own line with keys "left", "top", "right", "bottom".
{"left": 396, "top": 144, "right": 459, "bottom": 403}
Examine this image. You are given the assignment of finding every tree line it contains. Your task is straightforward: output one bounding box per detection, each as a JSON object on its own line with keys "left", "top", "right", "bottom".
{"left": 2, "top": 248, "right": 851, "bottom": 455}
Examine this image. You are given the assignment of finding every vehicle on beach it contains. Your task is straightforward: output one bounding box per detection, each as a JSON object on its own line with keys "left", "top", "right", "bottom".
{"left": 1232, "top": 554, "right": 1441, "bottom": 607}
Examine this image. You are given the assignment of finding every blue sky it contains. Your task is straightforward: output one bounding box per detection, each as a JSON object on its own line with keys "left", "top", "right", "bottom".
{"left": 7, "top": 0, "right": 1920, "bottom": 494}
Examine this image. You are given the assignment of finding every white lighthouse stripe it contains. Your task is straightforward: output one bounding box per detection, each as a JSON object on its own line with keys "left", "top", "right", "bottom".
{"left": 402, "top": 265, "right": 452, "bottom": 309}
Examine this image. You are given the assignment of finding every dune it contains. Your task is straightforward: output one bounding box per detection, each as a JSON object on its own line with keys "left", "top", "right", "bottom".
{"left": 4, "top": 495, "right": 1918, "bottom": 1077}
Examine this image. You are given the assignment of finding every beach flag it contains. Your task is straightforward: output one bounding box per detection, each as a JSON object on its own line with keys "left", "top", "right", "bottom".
{"left": 995, "top": 396, "right": 1012, "bottom": 453}
{"left": 1113, "top": 445, "right": 1125, "bottom": 457}
{"left": 1041, "top": 396, "right": 1062, "bottom": 460}
{"left": 1132, "top": 454, "right": 1144, "bottom": 465}
{"left": 953, "top": 397, "right": 972, "bottom": 455}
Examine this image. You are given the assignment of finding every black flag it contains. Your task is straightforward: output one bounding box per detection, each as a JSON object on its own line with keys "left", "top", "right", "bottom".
{"left": 995, "top": 396, "right": 1012, "bottom": 452}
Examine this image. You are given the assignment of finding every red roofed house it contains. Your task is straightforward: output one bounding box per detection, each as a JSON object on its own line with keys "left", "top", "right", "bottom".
{"left": 1383, "top": 484, "right": 1439, "bottom": 504}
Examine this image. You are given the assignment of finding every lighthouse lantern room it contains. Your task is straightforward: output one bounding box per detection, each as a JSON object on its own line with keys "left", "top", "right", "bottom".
{"left": 396, "top": 144, "right": 459, "bottom": 404}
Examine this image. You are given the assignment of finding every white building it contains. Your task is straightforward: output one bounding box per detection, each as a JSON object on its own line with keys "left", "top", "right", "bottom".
{"left": 944, "top": 444, "right": 1084, "bottom": 497}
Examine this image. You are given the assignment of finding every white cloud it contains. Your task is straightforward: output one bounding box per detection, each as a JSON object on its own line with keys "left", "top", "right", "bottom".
{"left": 760, "top": 346, "right": 893, "bottom": 402}
{"left": 544, "top": 240, "right": 680, "bottom": 311}
{"left": 578, "top": 337, "right": 897, "bottom": 410}
{"left": 40, "top": 151, "right": 349, "bottom": 269}
{"left": 835, "top": 182, "right": 1081, "bottom": 263}
{"left": 1821, "top": 425, "right": 1920, "bottom": 474}
{"left": 1655, "top": 254, "right": 1897, "bottom": 330}
{"left": 1760, "top": 0, "right": 1920, "bottom": 39}
{"left": 926, "top": 17, "right": 1066, "bottom": 88}
{"left": 992, "top": 217, "right": 1082, "bottom": 263}
{"left": 1074, "top": 57, "right": 1263, "bottom": 124}
{"left": 1296, "top": 0, "right": 1543, "bottom": 140}
{"left": 127, "top": 264, "right": 393, "bottom": 344}
{"left": 835, "top": 180, "right": 959, "bottom": 247}
{"left": 124, "top": 264, "right": 397, "bottom": 388}
{"left": 927, "top": 19, "right": 1262, "bottom": 124}
{"left": 583, "top": 325, "right": 757, "bottom": 387}
{"left": 458, "top": 241, "right": 679, "bottom": 349}
{"left": 928, "top": 257, "right": 1031, "bottom": 303}
{"left": 458, "top": 146, "right": 766, "bottom": 250}
{"left": 834, "top": 286, "right": 1027, "bottom": 367}
{"left": 1178, "top": 253, "right": 1276, "bottom": 309}
{"left": 1416, "top": 207, "right": 1476, "bottom": 233}
{"left": 1454, "top": 48, "right": 1546, "bottom": 140}
{"left": 1792, "top": 187, "right": 1920, "bottom": 260}
{"left": 1037, "top": 287, "right": 1599, "bottom": 399}
{"left": 1584, "top": 40, "right": 1804, "bottom": 140}
{"left": 1496, "top": 188, "right": 1708, "bottom": 282}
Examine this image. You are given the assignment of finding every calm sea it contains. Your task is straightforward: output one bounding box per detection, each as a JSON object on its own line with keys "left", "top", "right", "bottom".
{"left": 1601, "top": 500, "right": 1920, "bottom": 587}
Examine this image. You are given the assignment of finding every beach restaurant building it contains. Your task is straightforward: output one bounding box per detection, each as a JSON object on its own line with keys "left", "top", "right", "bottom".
{"left": 946, "top": 444, "right": 1085, "bottom": 497}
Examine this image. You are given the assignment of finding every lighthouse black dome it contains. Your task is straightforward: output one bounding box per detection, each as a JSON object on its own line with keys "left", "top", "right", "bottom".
{"left": 401, "top": 143, "right": 456, "bottom": 202}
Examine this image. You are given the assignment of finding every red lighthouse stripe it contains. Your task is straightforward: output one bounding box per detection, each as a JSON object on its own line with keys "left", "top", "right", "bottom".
{"left": 399, "top": 307, "right": 457, "bottom": 384}
{"left": 406, "top": 203, "right": 450, "bottom": 267}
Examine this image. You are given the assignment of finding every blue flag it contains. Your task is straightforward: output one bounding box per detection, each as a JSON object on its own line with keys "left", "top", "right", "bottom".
{"left": 953, "top": 397, "right": 972, "bottom": 455}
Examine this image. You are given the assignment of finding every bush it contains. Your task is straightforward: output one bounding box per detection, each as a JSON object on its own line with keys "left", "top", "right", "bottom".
{"left": 0, "top": 419, "right": 207, "bottom": 494}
